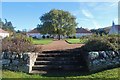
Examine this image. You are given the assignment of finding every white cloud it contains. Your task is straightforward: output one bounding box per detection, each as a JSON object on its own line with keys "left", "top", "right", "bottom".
{"left": 82, "top": 9, "right": 94, "bottom": 19}
{"left": 93, "top": 2, "right": 118, "bottom": 11}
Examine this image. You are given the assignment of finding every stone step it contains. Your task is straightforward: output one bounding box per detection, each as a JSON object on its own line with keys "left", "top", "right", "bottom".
{"left": 38, "top": 53, "right": 80, "bottom": 57}
{"left": 32, "top": 51, "right": 82, "bottom": 73}
{"left": 34, "top": 61, "right": 80, "bottom": 65}
{"left": 30, "top": 70, "right": 47, "bottom": 74}
{"left": 42, "top": 51, "right": 68, "bottom": 53}
{"left": 32, "top": 65, "right": 81, "bottom": 71}
{"left": 36, "top": 57, "right": 79, "bottom": 61}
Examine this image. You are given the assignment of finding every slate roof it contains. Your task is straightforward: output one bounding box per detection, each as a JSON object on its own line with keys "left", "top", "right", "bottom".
{"left": 28, "top": 27, "right": 92, "bottom": 34}
{"left": 76, "top": 28, "right": 92, "bottom": 33}
{"left": 27, "top": 28, "right": 40, "bottom": 33}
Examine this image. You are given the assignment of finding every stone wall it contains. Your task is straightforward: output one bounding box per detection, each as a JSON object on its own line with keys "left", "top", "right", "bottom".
{"left": 84, "top": 51, "right": 120, "bottom": 72}
{"left": 2, "top": 52, "right": 39, "bottom": 73}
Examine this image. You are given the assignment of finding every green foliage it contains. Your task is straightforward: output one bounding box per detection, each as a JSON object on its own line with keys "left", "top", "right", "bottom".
{"left": 0, "top": 18, "right": 15, "bottom": 32}
{"left": 90, "top": 28, "right": 109, "bottom": 35}
{"left": 37, "top": 9, "right": 77, "bottom": 40}
{"left": 46, "top": 35, "right": 50, "bottom": 38}
{"left": 81, "top": 34, "right": 120, "bottom": 52}
{"left": 72, "top": 36, "right": 76, "bottom": 39}
{"left": 42, "top": 35, "right": 46, "bottom": 39}
{"left": 2, "top": 34, "right": 40, "bottom": 53}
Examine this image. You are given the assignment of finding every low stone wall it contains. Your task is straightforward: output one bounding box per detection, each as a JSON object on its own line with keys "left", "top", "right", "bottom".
{"left": 84, "top": 51, "right": 120, "bottom": 72}
{"left": 2, "top": 52, "right": 39, "bottom": 73}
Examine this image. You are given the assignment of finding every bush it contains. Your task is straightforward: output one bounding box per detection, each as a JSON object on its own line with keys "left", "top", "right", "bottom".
{"left": 80, "top": 35, "right": 120, "bottom": 52}
{"left": 42, "top": 35, "right": 45, "bottom": 39}
{"left": 68, "top": 36, "right": 72, "bottom": 39}
{"left": 2, "top": 34, "right": 41, "bottom": 53}
{"left": 32, "top": 36, "right": 38, "bottom": 39}
{"left": 46, "top": 35, "right": 50, "bottom": 38}
{"left": 73, "top": 36, "right": 76, "bottom": 39}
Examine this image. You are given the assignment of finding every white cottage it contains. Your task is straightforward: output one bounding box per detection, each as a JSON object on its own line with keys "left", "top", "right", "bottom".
{"left": 0, "top": 28, "right": 9, "bottom": 38}
{"left": 109, "top": 22, "right": 120, "bottom": 34}
{"left": 76, "top": 27, "right": 92, "bottom": 38}
{"left": 27, "top": 28, "right": 42, "bottom": 39}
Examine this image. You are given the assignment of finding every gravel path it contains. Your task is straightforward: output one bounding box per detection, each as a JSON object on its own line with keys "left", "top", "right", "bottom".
{"left": 36, "top": 40, "right": 84, "bottom": 51}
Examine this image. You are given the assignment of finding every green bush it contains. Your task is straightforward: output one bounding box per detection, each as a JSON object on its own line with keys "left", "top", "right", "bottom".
{"left": 42, "top": 35, "right": 45, "bottom": 39}
{"left": 80, "top": 34, "right": 120, "bottom": 52}
{"left": 2, "top": 34, "right": 41, "bottom": 53}
{"left": 46, "top": 35, "right": 50, "bottom": 38}
{"left": 72, "top": 36, "right": 76, "bottom": 39}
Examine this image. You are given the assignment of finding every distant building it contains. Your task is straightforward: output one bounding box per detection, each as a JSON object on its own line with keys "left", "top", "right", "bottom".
{"left": 27, "top": 27, "right": 92, "bottom": 39}
{"left": 76, "top": 27, "right": 92, "bottom": 38}
{"left": 0, "top": 28, "right": 9, "bottom": 38}
{"left": 27, "top": 28, "right": 43, "bottom": 39}
{"left": 109, "top": 21, "right": 120, "bottom": 34}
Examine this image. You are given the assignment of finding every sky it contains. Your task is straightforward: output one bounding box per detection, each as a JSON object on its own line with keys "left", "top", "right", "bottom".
{"left": 1, "top": 2, "right": 118, "bottom": 31}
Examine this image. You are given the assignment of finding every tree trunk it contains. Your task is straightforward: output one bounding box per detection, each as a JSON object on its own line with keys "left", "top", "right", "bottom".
{"left": 57, "top": 28, "right": 61, "bottom": 40}
{"left": 58, "top": 34, "right": 61, "bottom": 40}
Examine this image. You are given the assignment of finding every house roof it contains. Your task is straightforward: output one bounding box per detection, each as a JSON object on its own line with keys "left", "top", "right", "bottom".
{"left": 27, "top": 28, "right": 40, "bottom": 33}
{"left": 28, "top": 27, "right": 92, "bottom": 34}
{"left": 76, "top": 28, "right": 92, "bottom": 33}
{"left": 0, "top": 28, "right": 9, "bottom": 33}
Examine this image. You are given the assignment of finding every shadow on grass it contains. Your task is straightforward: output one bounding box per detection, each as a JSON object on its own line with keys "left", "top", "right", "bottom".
{"left": 41, "top": 66, "right": 120, "bottom": 77}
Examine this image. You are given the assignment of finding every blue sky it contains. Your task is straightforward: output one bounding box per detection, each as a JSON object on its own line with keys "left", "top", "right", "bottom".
{"left": 1, "top": 2, "right": 118, "bottom": 31}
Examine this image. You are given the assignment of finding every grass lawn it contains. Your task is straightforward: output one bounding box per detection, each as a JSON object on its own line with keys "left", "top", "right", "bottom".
{"left": 32, "top": 39, "right": 53, "bottom": 45}
{"left": 2, "top": 68, "right": 119, "bottom": 79}
{"left": 66, "top": 39, "right": 88, "bottom": 44}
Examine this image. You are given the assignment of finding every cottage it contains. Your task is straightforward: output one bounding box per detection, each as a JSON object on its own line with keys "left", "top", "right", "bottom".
{"left": 109, "top": 21, "right": 120, "bottom": 34}
{"left": 27, "top": 28, "right": 42, "bottom": 39}
{"left": 0, "top": 28, "right": 9, "bottom": 39}
{"left": 27, "top": 27, "right": 92, "bottom": 39}
{"left": 76, "top": 27, "right": 92, "bottom": 38}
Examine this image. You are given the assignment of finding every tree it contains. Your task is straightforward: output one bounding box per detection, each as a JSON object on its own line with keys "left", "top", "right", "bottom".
{"left": 0, "top": 18, "right": 4, "bottom": 28}
{"left": 37, "top": 9, "right": 77, "bottom": 40}
{"left": 0, "top": 18, "right": 15, "bottom": 32}
{"left": 3, "top": 19, "right": 15, "bottom": 32}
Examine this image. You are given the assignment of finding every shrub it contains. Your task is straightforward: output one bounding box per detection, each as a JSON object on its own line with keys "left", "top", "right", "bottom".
{"left": 68, "top": 36, "right": 72, "bottom": 39}
{"left": 32, "top": 36, "right": 38, "bottom": 39}
{"left": 80, "top": 35, "right": 120, "bottom": 52}
{"left": 73, "top": 36, "right": 76, "bottom": 39}
{"left": 46, "top": 35, "right": 50, "bottom": 38}
{"left": 42, "top": 35, "right": 45, "bottom": 39}
{"left": 2, "top": 34, "right": 42, "bottom": 53}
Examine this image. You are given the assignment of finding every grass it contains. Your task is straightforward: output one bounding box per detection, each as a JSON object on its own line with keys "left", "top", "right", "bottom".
{"left": 32, "top": 39, "right": 53, "bottom": 45}
{"left": 66, "top": 39, "right": 88, "bottom": 44}
{"left": 2, "top": 68, "right": 120, "bottom": 79}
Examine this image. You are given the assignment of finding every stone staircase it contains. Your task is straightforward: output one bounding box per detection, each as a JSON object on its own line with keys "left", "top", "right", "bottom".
{"left": 31, "top": 50, "right": 83, "bottom": 74}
